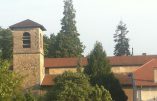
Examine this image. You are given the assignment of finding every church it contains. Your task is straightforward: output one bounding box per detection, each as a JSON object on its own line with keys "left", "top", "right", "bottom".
{"left": 10, "top": 19, "right": 157, "bottom": 101}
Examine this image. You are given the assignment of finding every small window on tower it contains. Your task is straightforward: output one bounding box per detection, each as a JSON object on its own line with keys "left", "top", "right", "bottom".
{"left": 23, "top": 32, "right": 31, "bottom": 48}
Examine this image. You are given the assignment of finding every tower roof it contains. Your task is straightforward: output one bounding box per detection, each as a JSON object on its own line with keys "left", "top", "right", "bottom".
{"left": 9, "top": 19, "right": 46, "bottom": 31}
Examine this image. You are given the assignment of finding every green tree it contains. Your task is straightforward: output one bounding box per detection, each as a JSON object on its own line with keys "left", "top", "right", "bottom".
{"left": 0, "top": 27, "right": 13, "bottom": 60}
{"left": 53, "top": 0, "right": 84, "bottom": 57}
{"left": 43, "top": 34, "right": 50, "bottom": 57}
{"left": 0, "top": 60, "right": 37, "bottom": 101}
{"left": 84, "top": 41, "right": 128, "bottom": 101}
{"left": 84, "top": 41, "right": 111, "bottom": 77}
{"left": 47, "top": 34, "right": 56, "bottom": 57}
{"left": 114, "top": 21, "right": 130, "bottom": 56}
{"left": 45, "top": 71, "right": 112, "bottom": 101}
{"left": 0, "top": 60, "right": 22, "bottom": 100}
{"left": 43, "top": 34, "right": 56, "bottom": 57}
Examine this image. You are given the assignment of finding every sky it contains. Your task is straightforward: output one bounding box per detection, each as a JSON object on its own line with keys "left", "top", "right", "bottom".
{"left": 1, "top": 0, "right": 157, "bottom": 56}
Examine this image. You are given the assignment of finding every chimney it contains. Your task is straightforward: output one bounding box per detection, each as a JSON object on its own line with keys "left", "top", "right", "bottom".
{"left": 154, "top": 68, "right": 157, "bottom": 83}
{"left": 142, "top": 53, "right": 147, "bottom": 56}
{"left": 131, "top": 48, "right": 134, "bottom": 56}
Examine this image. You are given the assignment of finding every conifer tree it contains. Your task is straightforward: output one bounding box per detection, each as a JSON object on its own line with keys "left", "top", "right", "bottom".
{"left": 0, "top": 27, "right": 12, "bottom": 60}
{"left": 84, "top": 41, "right": 111, "bottom": 77}
{"left": 84, "top": 41, "right": 128, "bottom": 101}
{"left": 54, "top": 0, "right": 84, "bottom": 57}
{"left": 114, "top": 21, "right": 130, "bottom": 56}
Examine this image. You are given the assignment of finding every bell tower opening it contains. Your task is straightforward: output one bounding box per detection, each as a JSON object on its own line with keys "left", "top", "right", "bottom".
{"left": 23, "top": 32, "right": 31, "bottom": 48}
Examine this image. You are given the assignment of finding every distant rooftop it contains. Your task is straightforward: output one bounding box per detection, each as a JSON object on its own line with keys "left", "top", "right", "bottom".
{"left": 9, "top": 19, "right": 46, "bottom": 31}
{"left": 44, "top": 55, "right": 157, "bottom": 68}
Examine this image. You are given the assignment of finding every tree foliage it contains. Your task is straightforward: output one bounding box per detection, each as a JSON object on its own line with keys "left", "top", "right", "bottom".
{"left": 0, "top": 27, "right": 13, "bottom": 60}
{"left": 0, "top": 60, "right": 21, "bottom": 100}
{"left": 84, "top": 41, "right": 111, "bottom": 77}
{"left": 0, "top": 60, "right": 37, "bottom": 101}
{"left": 43, "top": 34, "right": 56, "bottom": 57}
{"left": 43, "top": 35, "right": 50, "bottom": 57}
{"left": 47, "top": 34, "right": 56, "bottom": 57}
{"left": 114, "top": 21, "right": 130, "bottom": 56}
{"left": 52, "top": 0, "right": 84, "bottom": 57}
{"left": 84, "top": 41, "right": 128, "bottom": 101}
{"left": 45, "top": 71, "right": 112, "bottom": 101}
{"left": 43, "top": 0, "right": 84, "bottom": 58}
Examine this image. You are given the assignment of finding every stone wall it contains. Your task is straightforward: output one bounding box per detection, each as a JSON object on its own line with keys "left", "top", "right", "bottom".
{"left": 12, "top": 28, "right": 44, "bottom": 54}
{"left": 12, "top": 27, "right": 44, "bottom": 89}
{"left": 13, "top": 54, "right": 41, "bottom": 89}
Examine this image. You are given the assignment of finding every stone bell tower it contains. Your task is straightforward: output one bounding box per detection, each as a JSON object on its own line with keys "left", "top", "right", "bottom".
{"left": 10, "top": 19, "right": 46, "bottom": 89}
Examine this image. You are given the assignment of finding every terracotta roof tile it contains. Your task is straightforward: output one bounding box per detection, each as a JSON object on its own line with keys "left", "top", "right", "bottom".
{"left": 10, "top": 19, "right": 46, "bottom": 31}
{"left": 41, "top": 75, "right": 57, "bottom": 86}
{"left": 108, "top": 55, "right": 157, "bottom": 66}
{"left": 44, "top": 58, "right": 88, "bottom": 68}
{"left": 134, "top": 59, "right": 157, "bottom": 86}
{"left": 44, "top": 55, "right": 157, "bottom": 68}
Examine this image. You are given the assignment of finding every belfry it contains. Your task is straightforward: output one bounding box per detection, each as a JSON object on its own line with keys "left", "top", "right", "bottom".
{"left": 10, "top": 19, "right": 46, "bottom": 89}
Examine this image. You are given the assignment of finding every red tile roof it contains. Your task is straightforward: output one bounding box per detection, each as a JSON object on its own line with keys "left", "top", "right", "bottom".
{"left": 41, "top": 75, "right": 57, "bottom": 86}
{"left": 134, "top": 59, "right": 157, "bottom": 86}
{"left": 10, "top": 19, "right": 46, "bottom": 31}
{"left": 44, "top": 58, "right": 88, "bottom": 68}
{"left": 108, "top": 55, "right": 157, "bottom": 66}
{"left": 44, "top": 55, "right": 157, "bottom": 68}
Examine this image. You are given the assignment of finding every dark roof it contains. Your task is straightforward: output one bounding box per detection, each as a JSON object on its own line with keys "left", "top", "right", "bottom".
{"left": 44, "top": 55, "right": 157, "bottom": 68}
{"left": 9, "top": 19, "right": 46, "bottom": 31}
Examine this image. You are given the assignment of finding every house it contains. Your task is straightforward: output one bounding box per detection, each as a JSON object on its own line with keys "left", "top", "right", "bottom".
{"left": 10, "top": 19, "right": 157, "bottom": 101}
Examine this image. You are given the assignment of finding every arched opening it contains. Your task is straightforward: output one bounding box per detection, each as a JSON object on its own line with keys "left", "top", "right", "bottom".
{"left": 23, "top": 32, "right": 31, "bottom": 48}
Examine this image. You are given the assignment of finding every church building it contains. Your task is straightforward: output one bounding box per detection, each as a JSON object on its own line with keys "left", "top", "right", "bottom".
{"left": 9, "top": 19, "right": 157, "bottom": 101}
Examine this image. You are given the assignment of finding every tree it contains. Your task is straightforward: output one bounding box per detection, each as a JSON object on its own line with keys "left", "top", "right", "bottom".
{"left": 84, "top": 41, "right": 111, "bottom": 77}
{"left": 114, "top": 21, "right": 130, "bottom": 56}
{"left": 47, "top": 34, "right": 56, "bottom": 57}
{"left": 0, "top": 60, "right": 22, "bottom": 100}
{"left": 43, "top": 34, "right": 50, "bottom": 57}
{"left": 0, "top": 27, "right": 13, "bottom": 60}
{"left": 0, "top": 60, "right": 37, "bottom": 101}
{"left": 53, "top": 0, "right": 84, "bottom": 57}
{"left": 84, "top": 41, "right": 128, "bottom": 101}
{"left": 45, "top": 71, "right": 112, "bottom": 101}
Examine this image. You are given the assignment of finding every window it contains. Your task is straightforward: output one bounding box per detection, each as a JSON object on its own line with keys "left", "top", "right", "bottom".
{"left": 23, "top": 32, "right": 31, "bottom": 48}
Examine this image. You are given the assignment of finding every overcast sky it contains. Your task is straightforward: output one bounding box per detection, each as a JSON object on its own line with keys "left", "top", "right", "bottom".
{"left": 1, "top": 0, "right": 157, "bottom": 56}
